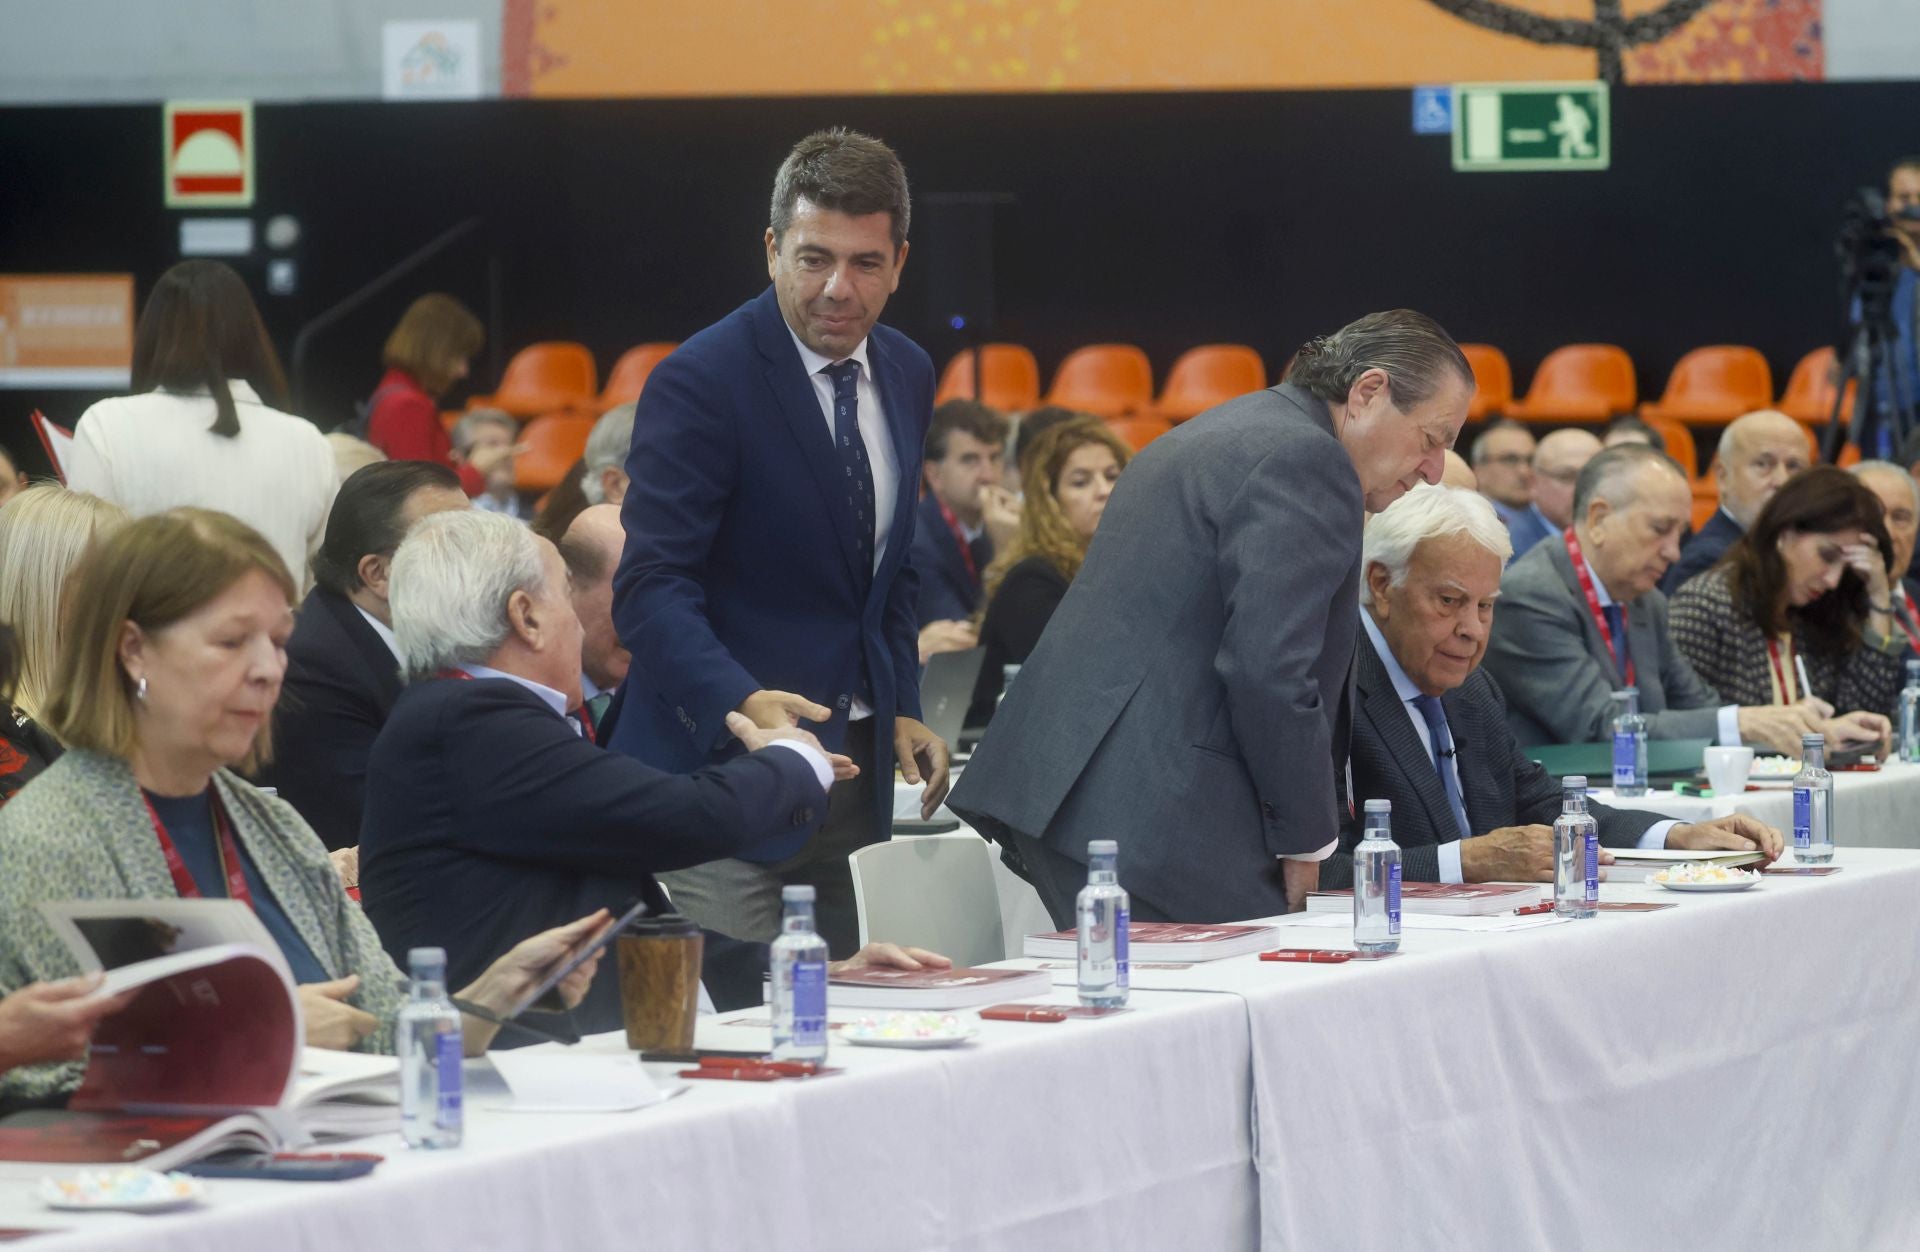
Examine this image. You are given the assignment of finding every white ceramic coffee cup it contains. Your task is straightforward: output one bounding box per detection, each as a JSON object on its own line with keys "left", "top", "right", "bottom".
{"left": 1703, "top": 746, "right": 1756, "bottom": 795}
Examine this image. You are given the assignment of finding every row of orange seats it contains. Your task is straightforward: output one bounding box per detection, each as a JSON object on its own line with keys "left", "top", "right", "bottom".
{"left": 1463, "top": 343, "right": 1852, "bottom": 429}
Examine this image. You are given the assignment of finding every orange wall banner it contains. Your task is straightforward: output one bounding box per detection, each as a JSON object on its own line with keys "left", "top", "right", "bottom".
{"left": 0, "top": 275, "right": 135, "bottom": 389}
{"left": 503, "top": 0, "right": 1821, "bottom": 97}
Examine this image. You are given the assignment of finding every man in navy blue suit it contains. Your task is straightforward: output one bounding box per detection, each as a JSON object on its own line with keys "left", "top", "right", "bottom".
{"left": 610, "top": 129, "right": 948, "bottom": 955}
{"left": 912, "top": 399, "right": 1014, "bottom": 628}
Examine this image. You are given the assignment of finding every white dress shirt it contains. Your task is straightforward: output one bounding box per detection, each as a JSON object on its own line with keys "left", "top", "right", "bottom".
{"left": 354, "top": 605, "right": 404, "bottom": 665}
{"left": 787, "top": 325, "right": 901, "bottom": 723}
{"left": 68, "top": 382, "right": 339, "bottom": 590}
{"left": 1360, "top": 612, "right": 1674, "bottom": 883}
{"left": 1575, "top": 548, "right": 1741, "bottom": 746}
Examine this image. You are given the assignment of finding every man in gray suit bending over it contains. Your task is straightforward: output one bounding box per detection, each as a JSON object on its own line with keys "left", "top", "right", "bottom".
{"left": 1483, "top": 443, "right": 1870, "bottom": 756}
{"left": 1320, "top": 484, "right": 1781, "bottom": 890}
{"left": 948, "top": 310, "right": 1473, "bottom": 927}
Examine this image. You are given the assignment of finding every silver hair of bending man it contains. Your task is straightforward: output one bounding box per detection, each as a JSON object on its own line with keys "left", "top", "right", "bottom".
{"left": 580, "top": 403, "right": 636, "bottom": 506}
{"left": 392, "top": 507, "right": 559, "bottom": 685}
{"left": 1329, "top": 482, "right": 1782, "bottom": 888}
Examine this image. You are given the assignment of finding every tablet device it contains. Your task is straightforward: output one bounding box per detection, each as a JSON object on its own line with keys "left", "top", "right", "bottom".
{"left": 506, "top": 898, "right": 651, "bottom": 1018}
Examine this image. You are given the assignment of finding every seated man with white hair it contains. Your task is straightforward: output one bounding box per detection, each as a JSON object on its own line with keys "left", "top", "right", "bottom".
{"left": 580, "top": 402, "right": 636, "bottom": 507}
{"left": 359, "top": 510, "right": 944, "bottom": 1031}
{"left": 1321, "top": 484, "right": 1781, "bottom": 888}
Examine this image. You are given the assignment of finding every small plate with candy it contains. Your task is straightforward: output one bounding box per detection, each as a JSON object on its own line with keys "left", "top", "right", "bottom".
{"left": 1650, "top": 863, "right": 1761, "bottom": 892}
{"left": 39, "top": 1168, "right": 206, "bottom": 1212}
{"left": 841, "top": 1012, "right": 977, "bottom": 1049}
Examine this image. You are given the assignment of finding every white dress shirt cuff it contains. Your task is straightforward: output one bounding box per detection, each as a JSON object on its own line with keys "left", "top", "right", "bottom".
{"left": 1639, "top": 820, "right": 1680, "bottom": 850}
{"left": 1282, "top": 838, "right": 1338, "bottom": 863}
{"left": 766, "top": 740, "right": 834, "bottom": 792}
{"left": 1438, "top": 838, "right": 1466, "bottom": 884}
{"left": 1716, "top": 705, "right": 1742, "bottom": 746}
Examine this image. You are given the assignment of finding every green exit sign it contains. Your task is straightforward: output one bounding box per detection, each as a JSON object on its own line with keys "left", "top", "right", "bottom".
{"left": 1452, "top": 82, "right": 1609, "bottom": 172}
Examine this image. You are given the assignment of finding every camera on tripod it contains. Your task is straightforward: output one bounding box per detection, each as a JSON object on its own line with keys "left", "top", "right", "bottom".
{"left": 1824, "top": 187, "right": 1920, "bottom": 463}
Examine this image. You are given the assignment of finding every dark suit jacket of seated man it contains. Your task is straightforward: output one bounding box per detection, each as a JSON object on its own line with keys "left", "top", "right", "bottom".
{"left": 360, "top": 675, "right": 825, "bottom": 1030}
{"left": 1318, "top": 619, "right": 1669, "bottom": 888}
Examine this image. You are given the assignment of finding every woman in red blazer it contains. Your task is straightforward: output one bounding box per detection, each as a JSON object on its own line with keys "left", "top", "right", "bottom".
{"left": 365, "top": 294, "right": 499, "bottom": 495}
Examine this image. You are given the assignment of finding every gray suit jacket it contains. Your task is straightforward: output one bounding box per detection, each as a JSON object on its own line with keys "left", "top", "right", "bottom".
{"left": 1484, "top": 536, "right": 1724, "bottom": 746}
{"left": 1320, "top": 627, "right": 1660, "bottom": 889}
{"left": 947, "top": 384, "right": 1359, "bottom": 923}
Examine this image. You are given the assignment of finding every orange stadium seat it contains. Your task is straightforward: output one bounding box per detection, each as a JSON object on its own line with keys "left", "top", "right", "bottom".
{"left": 936, "top": 345, "right": 1041, "bottom": 411}
{"left": 1777, "top": 346, "right": 1859, "bottom": 426}
{"left": 1504, "top": 344, "right": 1637, "bottom": 423}
{"left": 1107, "top": 413, "right": 1174, "bottom": 451}
{"left": 1690, "top": 478, "right": 1721, "bottom": 531}
{"left": 1641, "top": 414, "right": 1699, "bottom": 479}
{"left": 1156, "top": 344, "right": 1266, "bottom": 421}
{"left": 596, "top": 342, "right": 678, "bottom": 412}
{"left": 470, "top": 342, "right": 598, "bottom": 419}
{"left": 1046, "top": 344, "right": 1154, "bottom": 419}
{"left": 1639, "top": 345, "right": 1773, "bottom": 426}
{"left": 513, "top": 412, "right": 596, "bottom": 493}
{"left": 1459, "top": 343, "right": 1513, "bottom": 420}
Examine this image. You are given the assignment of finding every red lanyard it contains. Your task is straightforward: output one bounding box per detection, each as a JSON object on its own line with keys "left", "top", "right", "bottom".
{"left": 1564, "top": 530, "right": 1634, "bottom": 687}
{"left": 1764, "top": 635, "right": 1798, "bottom": 704}
{"left": 934, "top": 497, "right": 980, "bottom": 585}
{"left": 1896, "top": 587, "right": 1920, "bottom": 654}
{"left": 144, "top": 791, "right": 253, "bottom": 909}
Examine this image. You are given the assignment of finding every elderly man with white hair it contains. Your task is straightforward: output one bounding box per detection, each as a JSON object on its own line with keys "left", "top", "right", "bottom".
{"left": 358, "top": 510, "right": 945, "bottom": 1031}
{"left": 580, "top": 402, "right": 636, "bottom": 506}
{"left": 1320, "top": 484, "right": 1781, "bottom": 888}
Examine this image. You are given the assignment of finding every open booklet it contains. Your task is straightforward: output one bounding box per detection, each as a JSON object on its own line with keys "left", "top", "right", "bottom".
{"left": 0, "top": 899, "right": 398, "bottom": 1172}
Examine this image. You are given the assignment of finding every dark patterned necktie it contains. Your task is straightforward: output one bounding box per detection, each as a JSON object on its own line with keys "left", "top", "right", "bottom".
{"left": 1412, "top": 694, "right": 1472, "bottom": 842}
{"left": 824, "top": 360, "right": 876, "bottom": 577}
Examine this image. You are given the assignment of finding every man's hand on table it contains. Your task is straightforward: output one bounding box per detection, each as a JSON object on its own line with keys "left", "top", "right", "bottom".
{"left": 1668, "top": 814, "right": 1784, "bottom": 864}
{"left": 829, "top": 943, "right": 953, "bottom": 976}
{"left": 1459, "top": 825, "right": 1616, "bottom": 883}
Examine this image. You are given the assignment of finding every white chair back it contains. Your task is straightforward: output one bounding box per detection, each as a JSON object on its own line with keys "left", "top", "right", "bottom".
{"left": 849, "top": 833, "right": 1007, "bottom": 968}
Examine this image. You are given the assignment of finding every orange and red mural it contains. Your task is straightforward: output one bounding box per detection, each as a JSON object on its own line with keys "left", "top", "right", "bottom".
{"left": 502, "top": 0, "right": 1824, "bottom": 98}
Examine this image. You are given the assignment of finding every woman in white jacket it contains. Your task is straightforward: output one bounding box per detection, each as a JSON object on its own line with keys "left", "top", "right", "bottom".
{"left": 67, "top": 261, "right": 337, "bottom": 588}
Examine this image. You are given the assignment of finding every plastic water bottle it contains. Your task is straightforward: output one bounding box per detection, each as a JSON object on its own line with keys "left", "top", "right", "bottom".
{"left": 1793, "top": 733, "right": 1835, "bottom": 864}
{"left": 771, "top": 885, "right": 829, "bottom": 1062}
{"left": 398, "top": 946, "right": 463, "bottom": 1150}
{"left": 1353, "top": 799, "right": 1402, "bottom": 954}
{"left": 1552, "top": 776, "right": 1600, "bottom": 919}
{"left": 1899, "top": 660, "right": 1920, "bottom": 764}
{"left": 1611, "top": 687, "right": 1648, "bottom": 796}
{"left": 1076, "top": 839, "right": 1129, "bottom": 1008}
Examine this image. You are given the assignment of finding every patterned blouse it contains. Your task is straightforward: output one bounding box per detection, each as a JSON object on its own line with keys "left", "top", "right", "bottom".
{"left": 0, "top": 749, "right": 404, "bottom": 1102}
{"left": 1670, "top": 566, "right": 1907, "bottom": 720}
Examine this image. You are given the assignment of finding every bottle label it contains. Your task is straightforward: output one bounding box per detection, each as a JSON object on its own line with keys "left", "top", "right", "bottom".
{"left": 791, "top": 959, "right": 828, "bottom": 1046}
{"left": 1611, "top": 732, "right": 1636, "bottom": 787}
{"left": 1387, "top": 862, "right": 1402, "bottom": 934}
{"left": 1114, "top": 904, "right": 1130, "bottom": 990}
{"left": 434, "top": 1028, "right": 462, "bottom": 1129}
{"left": 1793, "top": 788, "right": 1812, "bottom": 849}
{"left": 1583, "top": 831, "right": 1599, "bottom": 903}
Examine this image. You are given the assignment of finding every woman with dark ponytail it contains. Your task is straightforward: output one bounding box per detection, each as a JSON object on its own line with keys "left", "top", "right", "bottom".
{"left": 67, "top": 260, "right": 338, "bottom": 588}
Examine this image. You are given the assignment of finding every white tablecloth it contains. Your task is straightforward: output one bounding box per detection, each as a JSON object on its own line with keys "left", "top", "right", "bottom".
{"left": 5, "top": 851, "right": 1918, "bottom": 1249}
{"left": 1595, "top": 758, "right": 1920, "bottom": 848}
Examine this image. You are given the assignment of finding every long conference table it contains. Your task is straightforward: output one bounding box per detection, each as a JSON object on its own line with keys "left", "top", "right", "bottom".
{"left": 6, "top": 844, "right": 1919, "bottom": 1250}
{"left": 1595, "top": 756, "right": 1920, "bottom": 848}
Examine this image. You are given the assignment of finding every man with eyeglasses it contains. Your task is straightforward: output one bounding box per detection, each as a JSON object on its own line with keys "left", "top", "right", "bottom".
{"left": 1468, "top": 419, "right": 1534, "bottom": 525}
{"left": 1506, "top": 428, "right": 1601, "bottom": 564}
{"left": 1659, "top": 409, "right": 1807, "bottom": 595}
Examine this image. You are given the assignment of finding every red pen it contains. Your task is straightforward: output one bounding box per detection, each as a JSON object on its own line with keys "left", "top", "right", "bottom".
{"left": 979, "top": 1005, "right": 1069, "bottom": 1022}
{"left": 1260, "top": 949, "right": 1353, "bottom": 963}
{"left": 699, "top": 1056, "right": 825, "bottom": 1076}
{"left": 679, "top": 1066, "right": 786, "bottom": 1082}
{"left": 1514, "top": 901, "right": 1557, "bottom": 916}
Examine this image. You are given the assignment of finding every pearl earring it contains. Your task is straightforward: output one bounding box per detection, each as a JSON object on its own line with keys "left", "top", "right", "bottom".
{"left": 135, "top": 677, "right": 148, "bottom": 702}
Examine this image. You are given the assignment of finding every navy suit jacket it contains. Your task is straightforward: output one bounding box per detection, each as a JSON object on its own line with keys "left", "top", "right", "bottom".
{"left": 911, "top": 493, "right": 990, "bottom": 625}
{"left": 259, "top": 586, "right": 402, "bottom": 851}
{"left": 610, "top": 287, "right": 932, "bottom": 861}
{"left": 359, "top": 678, "right": 826, "bottom": 1030}
{"left": 1319, "top": 629, "right": 1659, "bottom": 888}
{"left": 1504, "top": 504, "right": 1557, "bottom": 566}
{"left": 1660, "top": 507, "right": 1742, "bottom": 596}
